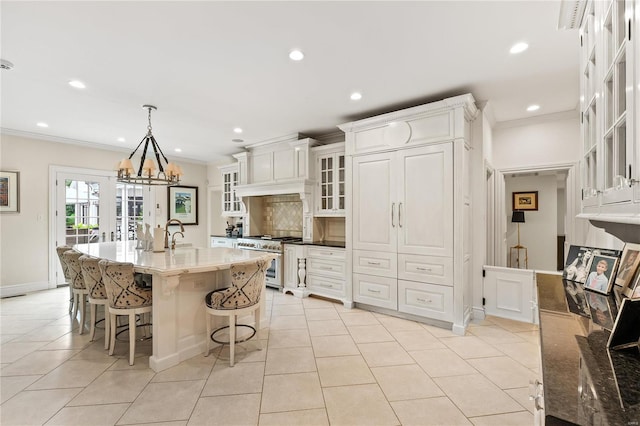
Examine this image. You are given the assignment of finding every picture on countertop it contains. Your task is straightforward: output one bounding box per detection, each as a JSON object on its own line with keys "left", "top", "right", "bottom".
{"left": 586, "top": 291, "right": 615, "bottom": 330}
{"left": 614, "top": 243, "right": 640, "bottom": 289}
{"left": 563, "top": 245, "right": 622, "bottom": 284}
{"left": 584, "top": 254, "right": 619, "bottom": 294}
{"left": 562, "top": 279, "right": 591, "bottom": 318}
{"left": 629, "top": 272, "right": 640, "bottom": 299}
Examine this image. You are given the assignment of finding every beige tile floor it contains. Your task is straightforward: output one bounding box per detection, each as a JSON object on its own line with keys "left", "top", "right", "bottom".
{"left": 0, "top": 286, "right": 540, "bottom": 425}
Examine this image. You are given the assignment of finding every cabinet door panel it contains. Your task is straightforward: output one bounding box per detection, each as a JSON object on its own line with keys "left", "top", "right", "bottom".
{"left": 353, "top": 250, "right": 397, "bottom": 278}
{"left": 352, "top": 152, "right": 396, "bottom": 252}
{"left": 398, "top": 280, "right": 453, "bottom": 321}
{"left": 353, "top": 273, "right": 397, "bottom": 310}
{"left": 398, "top": 253, "right": 453, "bottom": 286}
{"left": 397, "top": 144, "right": 453, "bottom": 256}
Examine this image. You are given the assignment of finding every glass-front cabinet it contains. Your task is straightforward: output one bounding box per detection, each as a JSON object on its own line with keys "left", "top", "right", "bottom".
{"left": 220, "top": 164, "right": 242, "bottom": 216}
{"left": 580, "top": 0, "right": 639, "bottom": 215}
{"left": 313, "top": 143, "right": 345, "bottom": 216}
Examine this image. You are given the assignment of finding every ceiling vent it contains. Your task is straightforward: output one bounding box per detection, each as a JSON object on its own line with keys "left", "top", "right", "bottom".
{"left": 558, "top": 0, "right": 586, "bottom": 30}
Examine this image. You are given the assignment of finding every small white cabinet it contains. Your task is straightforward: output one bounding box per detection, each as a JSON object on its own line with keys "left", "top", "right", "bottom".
{"left": 312, "top": 143, "right": 346, "bottom": 216}
{"left": 219, "top": 164, "right": 241, "bottom": 216}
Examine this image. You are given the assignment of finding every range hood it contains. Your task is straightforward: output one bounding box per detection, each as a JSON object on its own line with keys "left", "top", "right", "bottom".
{"left": 234, "top": 178, "right": 314, "bottom": 199}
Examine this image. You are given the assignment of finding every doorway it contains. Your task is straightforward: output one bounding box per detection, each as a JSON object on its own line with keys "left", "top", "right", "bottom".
{"left": 49, "top": 166, "right": 154, "bottom": 287}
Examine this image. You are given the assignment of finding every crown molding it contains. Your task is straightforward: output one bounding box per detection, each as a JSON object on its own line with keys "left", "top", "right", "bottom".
{"left": 493, "top": 108, "right": 579, "bottom": 130}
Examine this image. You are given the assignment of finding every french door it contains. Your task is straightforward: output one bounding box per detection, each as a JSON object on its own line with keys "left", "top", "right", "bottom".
{"left": 49, "top": 166, "right": 153, "bottom": 286}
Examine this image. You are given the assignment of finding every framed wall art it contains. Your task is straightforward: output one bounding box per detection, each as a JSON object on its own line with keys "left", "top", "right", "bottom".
{"left": 512, "top": 191, "right": 538, "bottom": 211}
{"left": 0, "top": 171, "right": 20, "bottom": 213}
{"left": 167, "top": 185, "right": 198, "bottom": 225}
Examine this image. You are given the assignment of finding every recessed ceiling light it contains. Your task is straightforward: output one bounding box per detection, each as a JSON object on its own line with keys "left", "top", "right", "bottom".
{"left": 174, "top": 148, "right": 182, "bottom": 153}
{"left": 117, "top": 137, "right": 126, "bottom": 142}
{"left": 289, "top": 49, "right": 304, "bottom": 61}
{"left": 350, "top": 92, "right": 362, "bottom": 101}
{"left": 527, "top": 104, "right": 540, "bottom": 112}
{"left": 68, "top": 80, "right": 86, "bottom": 89}
{"left": 37, "top": 122, "right": 49, "bottom": 128}
{"left": 510, "top": 42, "right": 529, "bottom": 54}
{"left": 233, "top": 127, "right": 243, "bottom": 134}
{"left": 232, "top": 139, "right": 244, "bottom": 143}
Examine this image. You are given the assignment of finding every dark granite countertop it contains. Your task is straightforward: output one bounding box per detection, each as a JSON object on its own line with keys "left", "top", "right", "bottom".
{"left": 537, "top": 274, "right": 640, "bottom": 425}
{"left": 210, "top": 235, "right": 237, "bottom": 239}
{"left": 283, "top": 240, "right": 346, "bottom": 248}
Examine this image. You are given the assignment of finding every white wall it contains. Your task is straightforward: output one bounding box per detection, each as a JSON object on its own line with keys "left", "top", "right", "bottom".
{"left": 492, "top": 115, "right": 580, "bottom": 170}
{"left": 0, "top": 133, "right": 208, "bottom": 292}
{"left": 505, "top": 174, "right": 557, "bottom": 270}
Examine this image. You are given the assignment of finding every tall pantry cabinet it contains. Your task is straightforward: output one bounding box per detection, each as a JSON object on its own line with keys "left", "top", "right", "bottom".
{"left": 339, "top": 94, "right": 477, "bottom": 334}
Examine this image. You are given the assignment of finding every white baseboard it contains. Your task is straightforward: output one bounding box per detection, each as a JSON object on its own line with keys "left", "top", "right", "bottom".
{"left": 0, "top": 281, "right": 53, "bottom": 298}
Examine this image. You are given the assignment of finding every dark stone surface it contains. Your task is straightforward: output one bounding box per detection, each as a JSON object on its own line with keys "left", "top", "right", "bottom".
{"left": 537, "top": 274, "right": 640, "bottom": 425}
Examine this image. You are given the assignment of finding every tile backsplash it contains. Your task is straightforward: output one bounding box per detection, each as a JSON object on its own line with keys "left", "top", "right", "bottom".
{"left": 261, "top": 194, "right": 303, "bottom": 238}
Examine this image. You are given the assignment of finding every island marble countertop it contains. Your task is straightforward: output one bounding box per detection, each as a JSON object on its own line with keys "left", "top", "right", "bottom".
{"left": 75, "top": 241, "right": 277, "bottom": 277}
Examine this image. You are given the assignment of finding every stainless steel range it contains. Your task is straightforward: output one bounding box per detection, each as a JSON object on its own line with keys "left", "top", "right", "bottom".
{"left": 236, "top": 236, "right": 302, "bottom": 289}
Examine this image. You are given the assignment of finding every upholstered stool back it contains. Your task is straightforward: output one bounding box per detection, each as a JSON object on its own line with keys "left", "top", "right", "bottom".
{"left": 63, "top": 250, "right": 85, "bottom": 290}
{"left": 99, "top": 259, "right": 152, "bottom": 309}
{"left": 79, "top": 255, "right": 106, "bottom": 300}
{"left": 56, "top": 245, "right": 73, "bottom": 281}
{"left": 206, "top": 258, "right": 270, "bottom": 310}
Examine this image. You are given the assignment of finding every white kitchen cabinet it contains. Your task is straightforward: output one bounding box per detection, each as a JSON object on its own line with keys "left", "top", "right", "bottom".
{"left": 352, "top": 143, "right": 453, "bottom": 257}
{"left": 219, "top": 164, "right": 241, "bottom": 216}
{"left": 313, "top": 143, "right": 346, "bottom": 217}
{"left": 579, "top": 0, "right": 640, "bottom": 219}
{"left": 283, "top": 244, "right": 350, "bottom": 306}
{"left": 340, "top": 94, "right": 477, "bottom": 333}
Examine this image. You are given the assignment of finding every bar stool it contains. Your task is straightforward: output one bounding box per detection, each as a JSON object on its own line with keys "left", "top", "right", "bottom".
{"left": 55, "top": 245, "right": 74, "bottom": 313}
{"left": 99, "top": 259, "right": 152, "bottom": 365}
{"left": 204, "top": 257, "right": 269, "bottom": 366}
{"left": 63, "top": 250, "right": 89, "bottom": 334}
{"left": 79, "top": 255, "right": 110, "bottom": 350}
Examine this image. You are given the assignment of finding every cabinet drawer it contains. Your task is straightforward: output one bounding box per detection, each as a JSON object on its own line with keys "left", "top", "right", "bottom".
{"left": 306, "top": 257, "right": 345, "bottom": 278}
{"left": 211, "top": 237, "right": 234, "bottom": 248}
{"left": 353, "top": 273, "right": 397, "bottom": 310}
{"left": 307, "top": 246, "right": 345, "bottom": 260}
{"left": 307, "top": 274, "right": 345, "bottom": 298}
{"left": 398, "top": 280, "right": 453, "bottom": 322}
{"left": 398, "top": 254, "right": 453, "bottom": 286}
{"left": 353, "top": 250, "right": 397, "bottom": 278}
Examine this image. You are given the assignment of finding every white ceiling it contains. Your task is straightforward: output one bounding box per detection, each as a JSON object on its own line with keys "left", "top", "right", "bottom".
{"left": 1, "top": 1, "right": 579, "bottom": 164}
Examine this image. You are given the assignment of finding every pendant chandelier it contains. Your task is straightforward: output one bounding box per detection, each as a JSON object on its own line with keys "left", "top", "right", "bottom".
{"left": 117, "top": 105, "right": 182, "bottom": 186}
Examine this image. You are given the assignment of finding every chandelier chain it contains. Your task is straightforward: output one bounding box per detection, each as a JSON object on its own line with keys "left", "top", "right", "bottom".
{"left": 147, "top": 107, "right": 153, "bottom": 132}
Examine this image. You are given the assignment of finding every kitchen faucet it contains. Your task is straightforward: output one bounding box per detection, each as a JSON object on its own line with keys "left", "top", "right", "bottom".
{"left": 164, "top": 219, "right": 185, "bottom": 248}
{"left": 171, "top": 232, "right": 184, "bottom": 250}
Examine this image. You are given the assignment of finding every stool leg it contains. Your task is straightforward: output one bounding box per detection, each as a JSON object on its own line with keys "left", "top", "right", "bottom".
{"left": 229, "top": 314, "right": 236, "bottom": 367}
{"left": 89, "top": 302, "right": 97, "bottom": 341}
{"left": 109, "top": 311, "right": 116, "bottom": 356}
{"left": 129, "top": 312, "right": 136, "bottom": 366}
{"left": 255, "top": 306, "right": 262, "bottom": 351}
{"left": 72, "top": 291, "right": 79, "bottom": 320}
{"left": 204, "top": 311, "right": 211, "bottom": 357}
{"left": 104, "top": 305, "right": 110, "bottom": 351}
{"left": 79, "top": 293, "right": 86, "bottom": 335}
{"left": 69, "top": 286, "right": 74, "bottom": 313}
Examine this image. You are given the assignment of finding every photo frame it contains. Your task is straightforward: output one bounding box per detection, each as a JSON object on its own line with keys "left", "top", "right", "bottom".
{"left": 167, "top": 185, "right": 198, "bottom": 225}
{"left": 586, "top": 291, "right": 616, "bottom": 330}
{"left": 607, "top": 298, "right": 640, "bottom": 350}
{"left": 0, "top": 171, "right": 20, "bottom": 213}
{"left": 512, "top": 191, "right": 538, "bottom": 211}
{"left": 629, "top": 272, "right": 640, "bottom": 299}
{"left": 615, "top": 243, "right": 640, "bottom": 289}
{"left": 584, "top": 254, "right": 619, "bottom": 294}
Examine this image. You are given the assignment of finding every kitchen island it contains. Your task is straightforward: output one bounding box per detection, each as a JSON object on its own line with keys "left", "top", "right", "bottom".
{"left": 75, "top": 241, "right": 276, "bottom": 372}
